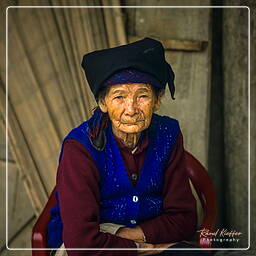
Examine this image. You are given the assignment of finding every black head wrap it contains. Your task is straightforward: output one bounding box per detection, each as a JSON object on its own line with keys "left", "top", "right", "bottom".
{"left": 81, "top": 37, "right": 175, "bottom": 99}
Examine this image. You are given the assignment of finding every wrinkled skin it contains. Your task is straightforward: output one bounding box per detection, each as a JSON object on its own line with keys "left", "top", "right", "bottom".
{"left": 99, "top": 83, "right": 161, "bottom": 149}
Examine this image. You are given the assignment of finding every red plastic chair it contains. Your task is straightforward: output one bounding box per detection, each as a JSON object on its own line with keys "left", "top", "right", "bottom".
{"left": 184, "top": 151, "right": 217, "bottom": 249}
{"left": 31, "top": 150, "right": 217, "bottom": 256}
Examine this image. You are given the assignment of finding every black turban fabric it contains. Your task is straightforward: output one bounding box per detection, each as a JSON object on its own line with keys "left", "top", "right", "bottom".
{"left": 81, "top": 37, "right": 175, "bottom": 99}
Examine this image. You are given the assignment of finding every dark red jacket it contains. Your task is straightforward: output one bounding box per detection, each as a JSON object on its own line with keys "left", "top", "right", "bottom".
{"left": 57, "top": 132, "right": 197, "bottom": 256}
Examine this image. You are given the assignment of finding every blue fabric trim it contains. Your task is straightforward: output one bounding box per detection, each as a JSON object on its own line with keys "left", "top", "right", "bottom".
{"left": 47, "top": 192, "right": 63, "bottom": 248}
{"left": 104, "top": 68, "right": 163, "bottom": 89}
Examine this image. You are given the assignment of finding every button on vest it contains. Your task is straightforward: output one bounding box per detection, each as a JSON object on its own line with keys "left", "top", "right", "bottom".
{"left": 130, "top": 219, "right": 137, "bottom": 224}
{"left": 133, "top": 196, "right": 139, "bottom": 202}
{"left": 131, "top": 173, "right": 138, "bottom": 181}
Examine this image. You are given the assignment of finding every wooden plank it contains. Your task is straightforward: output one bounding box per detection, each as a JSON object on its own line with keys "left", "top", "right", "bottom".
{"left": 128, "top": 35, "right": 207, "bottom": 52}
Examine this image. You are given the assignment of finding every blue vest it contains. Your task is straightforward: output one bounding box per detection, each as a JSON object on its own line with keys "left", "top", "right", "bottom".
{"left": 47, "top": 114, "right": 180, "bottom": 247}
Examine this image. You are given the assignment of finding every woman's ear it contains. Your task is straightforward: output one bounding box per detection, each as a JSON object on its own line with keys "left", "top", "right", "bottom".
{"left": 154, "top": 98, "right": 161, "bottom": 111}
{"left": 154, "top": 90, "right": 164, "bottom": 111}
{"left": 98, "top": 99, "right": 108, "bottom": 113}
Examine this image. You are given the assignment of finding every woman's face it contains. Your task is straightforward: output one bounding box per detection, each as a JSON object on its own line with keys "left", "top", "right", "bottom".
{"left": 99, "top": 83, "right": 160, "bottom": 134}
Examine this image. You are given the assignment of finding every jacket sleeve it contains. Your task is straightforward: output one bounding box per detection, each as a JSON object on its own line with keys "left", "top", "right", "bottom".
{"left": 57, "top": 139, "right": 137, "bottom": 256}
{"left": 139, "top": 132, "right": 197, "bottom": 243}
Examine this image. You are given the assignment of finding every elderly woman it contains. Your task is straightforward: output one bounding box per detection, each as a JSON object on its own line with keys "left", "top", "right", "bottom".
{"left": 48, "top": 38, "right": 208, "bottom": 256}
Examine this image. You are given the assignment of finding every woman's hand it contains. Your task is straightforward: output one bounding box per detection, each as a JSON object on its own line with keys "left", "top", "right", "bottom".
{"left": 116, "top": 226, "right": 145, "bottom": 242}
{"left": 115, "top": 225, "right": 177, "bottom": 255}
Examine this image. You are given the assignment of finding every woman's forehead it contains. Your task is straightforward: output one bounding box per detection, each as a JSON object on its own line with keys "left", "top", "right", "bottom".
{"left": 108, "top": 83, "right": 152, "bottom": 94}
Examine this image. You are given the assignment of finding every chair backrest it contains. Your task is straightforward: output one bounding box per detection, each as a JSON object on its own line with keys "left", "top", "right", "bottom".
{"left": 31, "top": 151, "right": 217, "bottom": 255}
{"left": 184, "top": 150, "right": 218, "bottom": 248}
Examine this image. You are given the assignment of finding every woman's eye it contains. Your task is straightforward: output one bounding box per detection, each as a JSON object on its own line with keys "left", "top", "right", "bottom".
{"left": 114, "top": 96, "right": 124, "bottom": 100}
{"left": 139, "top": 95, "right": 149, "bottom": 98}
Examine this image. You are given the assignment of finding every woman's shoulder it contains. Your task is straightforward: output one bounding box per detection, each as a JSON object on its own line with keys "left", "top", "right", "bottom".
{"left": 58, "top": 120, "right": 92, "bottom": 162}
{"left": 66, "top": 120, "right": 90, "bottom": 138}
{"left": 62, "top": 120, "right": 92, "bottom": 148}
{"left": 63, "top": 138, "right": 88, "bottom": 151}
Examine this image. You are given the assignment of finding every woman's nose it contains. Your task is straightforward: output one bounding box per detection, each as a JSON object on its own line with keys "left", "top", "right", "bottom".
{"left": 125, "top": 99, "right": 138, "bottom": 116}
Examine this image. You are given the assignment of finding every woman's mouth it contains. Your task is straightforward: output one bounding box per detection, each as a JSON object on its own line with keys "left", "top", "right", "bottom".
{"left": 121, "top": 120, "right": 144, "bottom": 125}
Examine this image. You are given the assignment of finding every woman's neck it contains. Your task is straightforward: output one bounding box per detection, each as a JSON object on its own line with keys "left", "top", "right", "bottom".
{"left": 112, "top": 126, "right": 141, "bottom": 150}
